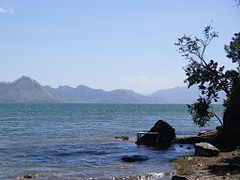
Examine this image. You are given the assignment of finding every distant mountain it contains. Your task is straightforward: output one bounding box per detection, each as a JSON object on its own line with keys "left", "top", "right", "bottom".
{"left": 44, "top": 85, "right": 162, "bottom": 103}
{"left": 150, "top": 86, "right": 226, "bottom": 104}
{"left": 0, "top": 76, "right": 226, "bottom": 104}
{"left": 44, "top": 85, "right": 106, "bottom": 103}
{"left": 0, "top": 76, "right": 163, "bottom": 103}
{"left": 0, "top": 76, "right": 56, "bottom": 103}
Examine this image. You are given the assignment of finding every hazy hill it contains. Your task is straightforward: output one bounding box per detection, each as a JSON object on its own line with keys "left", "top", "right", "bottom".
{"left": 44, "top": 85, "right": 106, "bottom": 103}
{"left": 45, "top": 85, "right": 162, "bottom": 103}
{"left": 0, "top": 76, "right": 162, "bottom": 103}
{"left": 150, "top": 86, "right": 226, "bottom": 104}
{"left": 150, "top": 86, "right": 200, "bottom": 104}
{"left": 0, "top": 76, "right": 56, "bottom": 103}
{"left": 0, "top": 76, "right": 226, "bottom": 103}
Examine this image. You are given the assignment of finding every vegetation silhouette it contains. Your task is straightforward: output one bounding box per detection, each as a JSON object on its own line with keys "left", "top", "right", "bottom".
{"left": 175, "top": 26, "right": 240, "bottom": 128}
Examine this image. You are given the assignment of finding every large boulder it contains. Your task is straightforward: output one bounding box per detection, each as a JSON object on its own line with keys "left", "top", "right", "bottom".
{"left": 137, "top": 120, "right": 176, "bottom": 146}
{"left": 115, "top": 136, "right": 129, "bottom": 141}
{"left": 195, "top": 142, "right": 220, "bottom": 157}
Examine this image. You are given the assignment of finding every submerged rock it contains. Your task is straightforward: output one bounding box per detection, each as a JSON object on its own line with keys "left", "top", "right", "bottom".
{"left": 115, "top": 136, "right": 129, "bottom": 141}
{"left": 121, "top": 155, "right": 148, "bottom": 162}
{"left": 17, "top": 173, "right": 62, "bottom": 180}
{"left": 195, "top": 142, "right": 220, "bottom": 157}
{"left": 137, "top": 120, "right": 175, "bottom": 146}
{"left": 23, "top": 175, "right": 32, "bottom": 179}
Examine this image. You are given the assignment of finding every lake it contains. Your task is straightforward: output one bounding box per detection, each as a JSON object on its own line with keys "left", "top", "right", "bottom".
{"left": 0, "top": 103, "right": 224, "bottom": 180}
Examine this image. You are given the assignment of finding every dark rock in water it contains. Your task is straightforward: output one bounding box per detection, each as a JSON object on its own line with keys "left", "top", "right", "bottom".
{"left": 121, "top": 155, "right": 148, "bottom": 162}
{"left": 137, "top": 120, "right": 175, "bottom": 146}
{"left": 23, "top": 174, "right": 33, "bottom": 178}
{"left": 115, "top": 136, "right": 129, "bottom": 141}
{"left": 179, "top": 144, "right": 183, "bottom": 148}
{"left": 186, "top": 146, "right": 191, "bottom": 150}
{"left": 171, "top": 175, "right": 188, "bottom": 180}
{"left": 195, "top": 142, "right": 220, "bottom": 157}
{"left": 18, "top": 173, "right": 62, "bottom": 179}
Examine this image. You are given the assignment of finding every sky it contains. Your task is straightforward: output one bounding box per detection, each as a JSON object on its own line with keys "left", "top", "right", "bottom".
{"left": 0, "top": 0, "right": 239, "bottom": 94}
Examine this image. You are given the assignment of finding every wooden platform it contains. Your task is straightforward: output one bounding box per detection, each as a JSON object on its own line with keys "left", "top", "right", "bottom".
{"left": 136, "top": 132, "right": 159, "bottom": 144}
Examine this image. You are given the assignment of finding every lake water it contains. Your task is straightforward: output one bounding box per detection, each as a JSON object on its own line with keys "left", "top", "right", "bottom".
{"left": 0, "top": 103, "right": 224, "bottom": 180}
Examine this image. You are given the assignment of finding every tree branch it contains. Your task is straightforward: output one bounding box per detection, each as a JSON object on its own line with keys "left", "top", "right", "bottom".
{"left": 211, "top": 107, "right": 223, "bottom": 126}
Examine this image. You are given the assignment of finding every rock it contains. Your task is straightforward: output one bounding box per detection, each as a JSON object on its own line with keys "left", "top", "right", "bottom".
{"left": 115, "top": 136, "right": 129, "bottom": 141}
{"left": 172, "top": 130, "right": 217, "bottom": 145}
{"left": 179, "top": 145, "right": 183, "bottom": 148}
{"left": 23, "top": 174, "right": 33, "bottom": 178}
{"left": 137, "top": 120, "right": 175, "bottom": 146}
{"left": 121, "top": 155, "right": 148, "bottom": 162}
{"left": 229, "top": 163, "right": 240, "bottom": 169}
{"left": 19, "top": 173, "right": 61, "bottom": 179}
{"left": 186, "top": 146, "right": 191, "bottom": 150}
{"left": 198, "top": 131, "right": 208, "bottom": 136}
{"left": 195, "top": 142, "right": 220, "bottom": 157}
{"left": 171, "top": 175, "right": 188, "bottom": 180}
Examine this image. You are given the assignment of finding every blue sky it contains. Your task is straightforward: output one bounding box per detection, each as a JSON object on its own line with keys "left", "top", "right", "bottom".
{"left": 0, "top": 0, "right": 239, "bottom": 94}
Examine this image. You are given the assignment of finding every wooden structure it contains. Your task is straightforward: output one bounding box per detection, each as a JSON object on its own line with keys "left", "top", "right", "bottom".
{"left": 136, "top": 132, "right": 159, "bottom": 145}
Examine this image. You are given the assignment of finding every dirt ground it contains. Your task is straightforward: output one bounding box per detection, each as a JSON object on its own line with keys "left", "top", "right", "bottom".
{"left": 171, "top": 149, "right": 240, "bottom": 180}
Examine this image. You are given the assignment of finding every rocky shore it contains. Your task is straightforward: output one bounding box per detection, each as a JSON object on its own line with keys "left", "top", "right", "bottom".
{"left": 171, "top": 130, "right": 240, "bottom": 180}
{"left": 172, "top": 130, "right": 217, "bottom": 145}
{"left": 171, "top": 149, "right": 240, "bottom": 180}
{"left": 135, "top": 120, "right": 240, "bottom": 180}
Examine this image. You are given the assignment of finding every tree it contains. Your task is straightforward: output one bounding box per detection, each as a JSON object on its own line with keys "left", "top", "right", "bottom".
{"left": 225, "top": 32, "right": 240, "bottom": 68}
{"left": 175, "top": 26, "right": 240, "bottom": 127}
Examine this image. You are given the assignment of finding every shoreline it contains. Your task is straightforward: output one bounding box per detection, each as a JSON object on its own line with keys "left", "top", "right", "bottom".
{"left": 171, "top": 149, "right": 240, "bottom": 180}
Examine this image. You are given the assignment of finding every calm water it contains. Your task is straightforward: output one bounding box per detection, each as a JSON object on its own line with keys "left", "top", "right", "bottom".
{"left": 0, "top": 104, "right": 224, "bottom": 180}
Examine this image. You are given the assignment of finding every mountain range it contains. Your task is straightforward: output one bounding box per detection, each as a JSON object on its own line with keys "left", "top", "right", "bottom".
{"left": 0, "top": 76, "right": 225, "bottom": 103}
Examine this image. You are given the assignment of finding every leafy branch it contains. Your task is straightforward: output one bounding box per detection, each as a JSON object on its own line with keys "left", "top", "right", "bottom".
{"left": 175, "top": 25, "right": 240, "bottom": 127}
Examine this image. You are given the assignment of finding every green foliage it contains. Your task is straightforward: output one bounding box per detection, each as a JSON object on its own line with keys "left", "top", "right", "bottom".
{"left": 224, "top": 32, "right": 240, "bottom": 68}
{"left": 187, "top": 97, "right": 214, "bottom": 127}
{"left": 175, "top": 25, "right": 218, "bottom": 63}
{"left": 182, "top": 152, "right": 191, "bottom": 159}
{"left": 175, "top": 26, "right": 238, "bottom": 101}
{"left": 175, "top": 25, "right": 240, "bottom": 127}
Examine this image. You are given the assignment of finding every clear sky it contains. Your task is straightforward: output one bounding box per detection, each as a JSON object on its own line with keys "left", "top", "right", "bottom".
{"left": 0, "top": 0, "right": 239, "bottom": 94}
